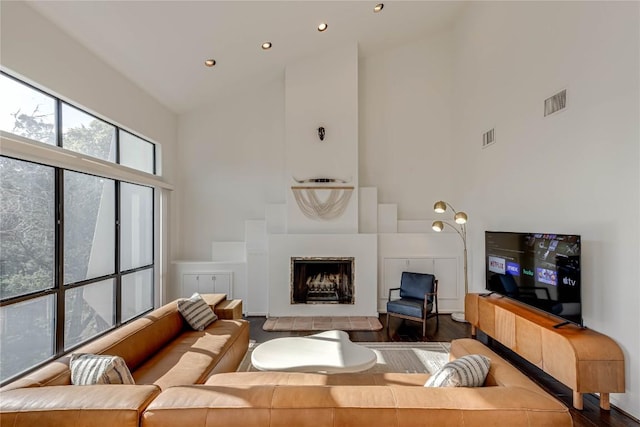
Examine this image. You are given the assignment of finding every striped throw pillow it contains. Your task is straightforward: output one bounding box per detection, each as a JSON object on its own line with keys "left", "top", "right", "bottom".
{"left": 424, "top": 354, "right": 491, "bottom": 387}
{"left": 70, "top": 353, "right": 135, "bottom": 385}
{"left": 177, "top": 292, "right": 218, "bottom": 331}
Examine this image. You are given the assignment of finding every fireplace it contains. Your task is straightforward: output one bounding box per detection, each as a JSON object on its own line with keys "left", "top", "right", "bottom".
{"left": 291, "top": 257, "right": 354, "bottom": 304}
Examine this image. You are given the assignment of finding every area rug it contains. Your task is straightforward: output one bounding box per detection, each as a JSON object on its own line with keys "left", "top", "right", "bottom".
{"left": 262, "top": 316, "right": 383, "bottom": 332}
{"left": 238, "top": 341, "right": 450, "bottom": 374}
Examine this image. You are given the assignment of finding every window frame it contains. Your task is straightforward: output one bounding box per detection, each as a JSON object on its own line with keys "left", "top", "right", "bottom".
{"left": 0, "top": 155, "right": 156, "bottom": 384}
{"left": 0, "top": 71, "right": 159, "bottom": 385}
{"left": 1, "top": 70, "right": 158, "bottom": 175}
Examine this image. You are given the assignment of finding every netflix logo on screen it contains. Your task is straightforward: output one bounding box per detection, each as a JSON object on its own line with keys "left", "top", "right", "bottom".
{"left": 488, "top": 256, "right": 506, "bottom": 274}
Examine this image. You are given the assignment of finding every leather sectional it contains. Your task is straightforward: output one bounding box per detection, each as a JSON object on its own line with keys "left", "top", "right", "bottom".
{"left": 1, "top": 295, "right": 572, "bottom": 427}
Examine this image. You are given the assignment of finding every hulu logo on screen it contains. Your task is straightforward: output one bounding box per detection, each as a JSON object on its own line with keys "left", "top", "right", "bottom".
{"left": 523, "top": 269, "right": 534, "bottom": 277}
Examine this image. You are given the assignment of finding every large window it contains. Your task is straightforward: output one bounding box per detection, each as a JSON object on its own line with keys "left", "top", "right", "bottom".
{"left": 0, "top": 73, "right": 156, "bottom": 384}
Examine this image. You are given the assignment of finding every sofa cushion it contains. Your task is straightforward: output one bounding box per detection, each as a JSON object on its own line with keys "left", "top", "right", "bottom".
{"left": 206, "top": 371, "right": 431, "bottom": 387}
{"left": 141, "top": 384, "right": 573, "bottom": 427}
{"left": 0, "top": 384, "right": 160, "bottom": 427}
{"left": 70, "top": 354, "right": 135, "bottom": 385}
{"left": 133, "top": 319, "right": 248, "bottom": 390}
{"left": 386, "top": 298, "right": 432, "bottom": 318}
{"left": 178, "top": 293, "right": 218, "bottom": 331}
{"left": 424, "top": 354, "right": 490, "bottom": 387}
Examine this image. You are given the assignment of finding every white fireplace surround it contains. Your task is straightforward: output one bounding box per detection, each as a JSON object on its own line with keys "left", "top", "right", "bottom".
{"left": 268, "top": 234, "right": 377, "bottom": 317}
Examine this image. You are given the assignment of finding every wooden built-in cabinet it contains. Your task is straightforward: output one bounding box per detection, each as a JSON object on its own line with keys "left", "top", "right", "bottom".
{"left": 466, "top": 293, "right": 625, "bottom": 411}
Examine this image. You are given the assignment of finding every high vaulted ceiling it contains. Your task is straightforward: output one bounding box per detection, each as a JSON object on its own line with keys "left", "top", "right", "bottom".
{"left": 26, "top": 1, "right": 466, "bottom": 114}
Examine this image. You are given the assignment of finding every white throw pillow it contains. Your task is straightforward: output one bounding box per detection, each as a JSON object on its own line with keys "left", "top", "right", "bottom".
{"left": 70, "top": 353, "right": 135, "bottom": 385}
{"left": 424, "top": 354, "right": 491, "bottom": 387}
{"left": 177, "top": 292, "right": 218, "bottom": 331}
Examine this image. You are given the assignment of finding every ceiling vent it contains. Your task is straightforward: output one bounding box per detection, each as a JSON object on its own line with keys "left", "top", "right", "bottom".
{"left": 482, "top": 128, "right": 495, "bottom": 148}
{"left": 544, "top": 89, "right": 567, "bottom": 117}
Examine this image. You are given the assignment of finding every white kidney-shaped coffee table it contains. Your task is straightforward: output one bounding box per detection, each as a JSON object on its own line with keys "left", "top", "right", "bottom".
{"left": 251, "top": 330, "right": 377, "bottom": 373}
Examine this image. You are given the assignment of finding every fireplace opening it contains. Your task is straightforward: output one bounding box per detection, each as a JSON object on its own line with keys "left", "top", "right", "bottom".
{"left": 291, "top": 257, "right": 354, "bottom": 304}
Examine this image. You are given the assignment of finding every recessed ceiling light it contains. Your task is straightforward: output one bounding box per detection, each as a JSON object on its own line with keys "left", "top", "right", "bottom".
{"left": 204, "top": 59, "right": 216, "bottom": 67}
{"left": 317, "top": 22, "right": 328, "bottom": 32}
{"left": 373, "top": 3, "right": 384, "bottom": 13}
{"left": 261, "top": 42, "right": 272, "bottom": 50}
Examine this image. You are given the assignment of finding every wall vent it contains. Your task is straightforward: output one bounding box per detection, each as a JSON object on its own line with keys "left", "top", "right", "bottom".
{"left": 482, "top": 128, "right": 495, "bottom": 148}
{"left": 544, "top": 89, "right": 567, "bottom": 117}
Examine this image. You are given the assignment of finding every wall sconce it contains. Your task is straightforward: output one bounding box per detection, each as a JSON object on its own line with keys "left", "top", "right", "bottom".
{"left": 318, "top": 126, "right": 325, "bottom": 141}
{"left": 432, "top": 200, "right": 468, "bottom": 323}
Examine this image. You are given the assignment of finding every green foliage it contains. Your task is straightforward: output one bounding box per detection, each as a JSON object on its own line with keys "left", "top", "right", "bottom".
{"left": 63, "top": 120, "right": 115, "bottom": 161}
{"left": 0, "top": 158, "right": 55, "bottom": 299}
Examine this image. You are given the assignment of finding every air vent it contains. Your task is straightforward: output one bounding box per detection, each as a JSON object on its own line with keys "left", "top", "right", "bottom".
{"left": 482, "top": 128, "right": 495, "bottom": 148}
{"left": 544, "top": 89, "right": 567, "bottom": 117}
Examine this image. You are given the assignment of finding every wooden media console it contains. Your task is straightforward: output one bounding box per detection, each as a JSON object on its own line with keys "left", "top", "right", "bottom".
{"left": 465, "top": 293, "right": 625, "bottom": 410}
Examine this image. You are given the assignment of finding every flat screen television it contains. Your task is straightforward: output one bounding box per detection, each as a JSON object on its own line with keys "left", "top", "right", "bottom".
{"left": 485, "top": 231, "right": 582, "bottom": 326}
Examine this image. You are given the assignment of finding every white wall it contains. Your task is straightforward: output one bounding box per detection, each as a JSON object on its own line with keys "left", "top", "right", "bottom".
{"left": 176, "top": 76, "right": 285, "bottom": 258}
{"left": 451, "top": 1, "right": 639, "bottom": 418}
{"left": 359, "top": 29, "right": 454, "bottom": 220}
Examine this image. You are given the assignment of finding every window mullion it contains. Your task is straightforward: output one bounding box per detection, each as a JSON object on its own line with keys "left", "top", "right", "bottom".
{"left": 55, "top": 99, "right": 63, "bottom": 148}
{"left": 115, "top": 124, "right": 120, "bottom": 165}
{"left": 115, "top": 181, "right": 122, "bottom": 326}
{"left": 55, "top": 168, "right": 65, "bottom": 355}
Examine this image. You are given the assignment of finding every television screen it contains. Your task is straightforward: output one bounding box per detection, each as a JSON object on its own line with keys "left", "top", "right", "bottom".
{"left": 485, "top": 231, "right": 581, "bottom": 326}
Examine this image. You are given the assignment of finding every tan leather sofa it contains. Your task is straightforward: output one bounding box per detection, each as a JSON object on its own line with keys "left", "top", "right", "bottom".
{"left": 0, "top": 294, "right": 249, "bottom": 427}
{"left": 141, "top": 338, "right": 572, "bottom": 427}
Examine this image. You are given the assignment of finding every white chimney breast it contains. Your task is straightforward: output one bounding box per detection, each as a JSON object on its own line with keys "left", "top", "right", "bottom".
{"left": 284, "top": 44, "right": 359, "bottom": 233}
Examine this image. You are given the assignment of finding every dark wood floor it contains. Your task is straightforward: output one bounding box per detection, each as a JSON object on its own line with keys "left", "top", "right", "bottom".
{"left": 247, "top": 314, "right": 639, "bottom": 427}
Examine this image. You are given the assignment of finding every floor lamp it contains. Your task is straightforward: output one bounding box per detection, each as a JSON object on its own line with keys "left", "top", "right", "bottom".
{"left": 432, "top": 201, "right": 468, "bottom": 323}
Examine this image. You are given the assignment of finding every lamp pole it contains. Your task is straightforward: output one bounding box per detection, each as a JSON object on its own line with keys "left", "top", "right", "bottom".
{"left": 456, "top": 224, "right": 468, "bottom": 323}
{"left": 432, "top": 201, "right": 468, "bottom": 323}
